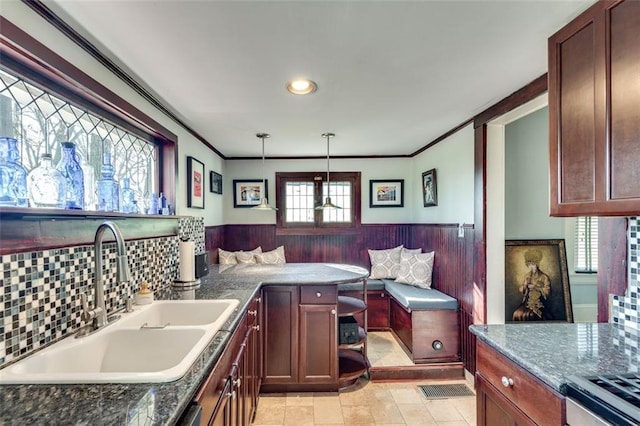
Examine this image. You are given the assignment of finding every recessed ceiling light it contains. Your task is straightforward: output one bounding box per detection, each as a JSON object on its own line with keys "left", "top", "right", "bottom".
{"left": 286, "top": 78, "right": 317, "bottom": 95}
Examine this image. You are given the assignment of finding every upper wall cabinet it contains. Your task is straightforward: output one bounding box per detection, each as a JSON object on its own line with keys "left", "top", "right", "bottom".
{"left": 548, "top": 0, "right": 640, "bottom": 217}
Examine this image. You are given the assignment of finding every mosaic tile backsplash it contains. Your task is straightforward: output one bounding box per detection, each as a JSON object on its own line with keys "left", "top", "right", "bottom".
{"left": 611, "top": 217, "right": 639, "bottom": 330}
{"left": 0, "top": 216, "right": 204, "bottom": 367}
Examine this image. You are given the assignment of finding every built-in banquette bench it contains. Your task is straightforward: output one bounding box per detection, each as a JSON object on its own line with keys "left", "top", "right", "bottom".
{"left": 339, "top": 279, "right": 460, "bottom": 364}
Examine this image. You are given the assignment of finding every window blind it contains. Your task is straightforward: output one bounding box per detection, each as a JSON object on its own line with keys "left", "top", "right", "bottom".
{"left": 574, "top": 216, "right": 598, "bottom": 273}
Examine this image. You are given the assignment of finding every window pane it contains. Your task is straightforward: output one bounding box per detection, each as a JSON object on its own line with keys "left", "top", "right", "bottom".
{"left": 285, "top": 182, "right": 314, "bottom": 222}
{"left": 323, "top": 182, "right": 351, "bottom": 223}
{"left": 0, "top": 67, "right": 158, "bottom": 213}
{"left": 574, "top": 217, "right": 598, "bottom": 273}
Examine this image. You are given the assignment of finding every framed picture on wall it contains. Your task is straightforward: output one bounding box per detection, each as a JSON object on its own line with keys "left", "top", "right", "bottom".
{"left": 505, "top": 239, "right": 573, "bottom": 323}
{"left": 210, "top": 171, "right": 223, "bottom": 194}
{"left": 187, "top": 156, "right": 205, "bottom": 209}
{"left": 233, "top": 179, "right": 267, "bottom": 208}
{"left": 422, "top": 168, "right": 437, "bottom": 207}
{"left": 369, "top": 179, "right": 404, "bottom": 207}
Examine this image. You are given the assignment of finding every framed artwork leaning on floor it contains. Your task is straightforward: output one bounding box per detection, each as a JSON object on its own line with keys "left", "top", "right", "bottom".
{"left": 505, "top": 239, "right": 573, "bottom": 323}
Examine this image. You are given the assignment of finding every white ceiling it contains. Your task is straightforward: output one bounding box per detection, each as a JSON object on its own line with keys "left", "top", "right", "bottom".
{"left": 47, "top": 0, "right": 593, "bottom": 158}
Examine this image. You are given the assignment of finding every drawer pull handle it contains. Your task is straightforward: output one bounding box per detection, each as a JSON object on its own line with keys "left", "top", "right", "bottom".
{"left": 501, "top": 376, "right": 514, "bottom": 387}
{"left": 255, "top": 297, "right": 261, "bottom": 303}
{"left": 331, "top": 309, "right": 336, "bottom": 315}
{"left": 248, "top": 310, "right": 257, "bottom": 316}
{"left": 316, "top": 292, "right": 322, "bottom": 298}
{"left": 253, "top": 325, "right": 260, "bottom": 331}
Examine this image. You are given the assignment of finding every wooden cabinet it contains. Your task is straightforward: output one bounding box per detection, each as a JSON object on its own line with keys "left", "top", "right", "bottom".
{"left": 244, "top": 293, "right": 262, "bottom": 424}
{"left": 476, "top": 374, "right": 534, "bottom": 426}
{"left": 262, "top": 285, "right": 299, "bottom": 387}
{"left": 190, "top": 292, "right": 262, "bottom": 426}
{"left": 262, "top": 285, "right": 340, "bottom": 392}
{"left": 475, "top": 341, "right": 565, "bottom": 426}
{"left": 549, "top": 0, "right": 640, "bottom": 216}
{"left": 299, "top": 285, "right": 338, "bottom": 385}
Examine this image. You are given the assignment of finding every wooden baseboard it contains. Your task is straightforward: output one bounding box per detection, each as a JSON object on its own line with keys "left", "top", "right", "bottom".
{"left": 369, "top": 362, "right": 465, "bottom": 382}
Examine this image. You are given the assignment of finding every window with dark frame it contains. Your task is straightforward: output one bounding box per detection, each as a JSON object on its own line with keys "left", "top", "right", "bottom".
{"left": 0, "top": 17, "right": 175, "bottom": 215}
{"left": 275, "top": 171, "right": 361, "bottom": 233}
{"left": 574, "top": 216, "right": 598, "bottom": 273}
{"left": 0, "top": 66, "right": 159, "bottom": 213}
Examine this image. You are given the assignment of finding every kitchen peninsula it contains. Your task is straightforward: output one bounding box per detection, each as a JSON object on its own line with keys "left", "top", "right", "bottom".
{"left": 0, "top": 263, "right": 368, "bottom": 425}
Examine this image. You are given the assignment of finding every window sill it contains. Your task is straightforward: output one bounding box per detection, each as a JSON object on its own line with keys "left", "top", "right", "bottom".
{"left": 276, "top": 227, "right": 361, "bottom": 236}
{"left": 0, "top": 207, "right": 184, "bottom": 220}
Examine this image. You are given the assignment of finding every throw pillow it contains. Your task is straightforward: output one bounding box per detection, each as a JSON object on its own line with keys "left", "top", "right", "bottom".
{"left": 395, "top": 251, "right": 435, "bottom": 288}
{"left": 368, "top": 245, "right": 403, "bottom": 279}
{"left": 236, "top": 251, "right": 257, "bottom": 264}
{"left": 235, "top": 246, "right": 262, "bottom": 264}
{"left": 218, "top": 246, "right": 262, "bottom": 264}
{"left": 402, "top": 247, "right": 422, "bottom": 255}
{"left": 256, "top": 246, "right": 286, "bottom": 264}
{"left": 218, "top": 248, "right": 237, "bottom": 265}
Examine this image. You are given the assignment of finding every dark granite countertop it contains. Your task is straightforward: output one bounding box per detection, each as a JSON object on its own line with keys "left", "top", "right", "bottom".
{"left": 0, "top": 263, "right": 368, "bottom": 425}
{"left": 470, "top": 322, "right": 640, "bottom": 394}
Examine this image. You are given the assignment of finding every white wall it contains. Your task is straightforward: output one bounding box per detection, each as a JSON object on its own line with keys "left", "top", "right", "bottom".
{"left": 224, "top": 125, "right": 475, "bottom": 225}
{"left": 225, "top": 158, "right": 415, "bottom": 224}
{"left": 2, "top": 2, "right": 226, "bottom": 225}
{"left": 412, "top": 124, "right": 475, "bottom": 225}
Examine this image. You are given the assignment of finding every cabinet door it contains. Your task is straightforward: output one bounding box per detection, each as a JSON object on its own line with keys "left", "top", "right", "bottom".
{"left": 245, "top": 294, "right": 261, "bottom": 423}
{"left": 262, "top": 286, "right": 299, "bottom": 384}
{"left": 476, "top": 374, "right": 535, "bottom": 426}
{"left": 299, "top": 304, "right": 338, "bottom": 383}
{"left": 232, "top": 336, "right": 248, "bottom": 426}
{"left": 549, "top": 0, "right": 640, "bottom": 216}
{"left": 209, "top": 378, "right": 233, "bottom": 426}
{"left": 608, "top": 0, "right": 640, "bottom": 204}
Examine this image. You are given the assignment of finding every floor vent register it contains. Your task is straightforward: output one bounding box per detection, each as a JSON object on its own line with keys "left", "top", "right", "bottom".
{"left": 418, "top": 384, "right": 475, "bottom": 399}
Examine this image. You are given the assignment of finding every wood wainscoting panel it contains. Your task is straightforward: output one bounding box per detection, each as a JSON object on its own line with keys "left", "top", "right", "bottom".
{"left": 205, "top": 222, "right": 476, "bottom": 373}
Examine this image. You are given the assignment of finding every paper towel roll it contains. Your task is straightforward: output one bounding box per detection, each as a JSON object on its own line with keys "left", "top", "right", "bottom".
{"left": 179, "top": 240, "right": 195, "bottom": 282}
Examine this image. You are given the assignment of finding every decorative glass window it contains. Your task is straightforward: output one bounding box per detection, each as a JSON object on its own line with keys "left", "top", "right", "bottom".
{"left": 574, "top": 216, "right": 598, "bottom": 273}
{"left": 276, "top": 171, "right": 361, "bottom": 233}
{"left": 0, "top": 66, "right": 158, "bottom": 213}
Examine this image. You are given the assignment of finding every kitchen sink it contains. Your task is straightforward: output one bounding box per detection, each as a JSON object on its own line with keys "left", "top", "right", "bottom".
{"left": 129, "top": 300, "right": 240, "bottom": 327}
{"left": 0, "top": 299, "right": 240, "bottom": 384}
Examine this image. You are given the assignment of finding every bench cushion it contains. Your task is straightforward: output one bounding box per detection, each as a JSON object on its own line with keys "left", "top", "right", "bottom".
{"left": 382, "top": 279, "right": 457, "bottom": 311}
{"left": 338, "top": 279, "right": 386, "bottom": 292}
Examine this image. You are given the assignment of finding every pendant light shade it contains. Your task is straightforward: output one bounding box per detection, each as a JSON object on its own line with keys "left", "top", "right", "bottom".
{"left": 252, "top": 133, "right": 277, "bottom": 211}
{"left": 315, "top": 132, "right": 342, "bottom": 210}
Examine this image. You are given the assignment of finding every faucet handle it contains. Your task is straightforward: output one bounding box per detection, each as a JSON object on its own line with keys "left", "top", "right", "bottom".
{"left": 125, "top": 296, "right": 134, "bottom": 313}
{"left": 80, "top": 293, "right": 92, "bottom": 322}
{"left": 80, "top": 293, "right": 101, "bottom": 322}
{"left": 81, "top": 293, "right": 90, "bottom": 311}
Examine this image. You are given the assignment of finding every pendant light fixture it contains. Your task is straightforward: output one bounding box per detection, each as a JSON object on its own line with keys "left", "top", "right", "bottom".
{"left": 315, "top": 132, "right": 342, "bottom": 210}
{"left": 252, "top": 133, "right": 277, "bottom": 211}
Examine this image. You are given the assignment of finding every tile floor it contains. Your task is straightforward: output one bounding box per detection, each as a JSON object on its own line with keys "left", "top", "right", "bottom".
{"left": 252, "top": 331, "right": 476, "bottom": 425}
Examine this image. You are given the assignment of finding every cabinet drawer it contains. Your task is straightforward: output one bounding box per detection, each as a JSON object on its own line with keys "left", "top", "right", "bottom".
{"left": 476, "top": 341, "right": 565, "bottom": 425}
{"left": 300, "top": 286, "right": 337, "bottom": 304}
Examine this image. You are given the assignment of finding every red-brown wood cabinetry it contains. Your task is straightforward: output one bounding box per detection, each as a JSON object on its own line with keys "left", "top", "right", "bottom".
{"left": 191, "top": 292, "right": 262, "bottom": 426}
{"left": 475, "top": 341, "right": 565, "bottom": 426}
{"left": 262, "top": 285, "right": 340, "bottom": 392}
{"left": 549, "top": 0, "right": 640, "bottom": 216}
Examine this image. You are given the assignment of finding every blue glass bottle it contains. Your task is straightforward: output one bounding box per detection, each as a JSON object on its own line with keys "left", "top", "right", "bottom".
{"left": 159, "top": 192, "right": 168, "bottom": 215}
{"left": 120, "top": 177, "right": 136, "bottom": 213}
{"left": 0, "top": 136, "right": 29, "bottom": 207}
{"left": 27, "top": 153, "right": 66, "bottom": 208}
{"left": 97, "top": 152, "right": 119, "bottom": 212}
{"left": 147, "top": 192, "right": 158, "bottom": 215}
{"left": 55, "top": 142, "right": 84, "bottom": 209}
